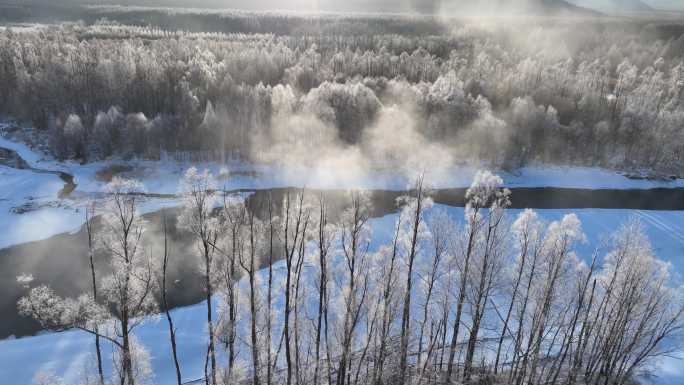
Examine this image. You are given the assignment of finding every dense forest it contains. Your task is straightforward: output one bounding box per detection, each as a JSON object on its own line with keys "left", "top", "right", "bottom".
{"left": 18, "top": 170, "right": 684, "bottom": 385}
{"left": 1, "top": 10, "right": 684, "bottom": 173}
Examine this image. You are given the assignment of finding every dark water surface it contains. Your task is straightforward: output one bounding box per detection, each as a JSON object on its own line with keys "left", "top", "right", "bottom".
{"left": 2, "top": 186, "right": 684, "bottom": 339}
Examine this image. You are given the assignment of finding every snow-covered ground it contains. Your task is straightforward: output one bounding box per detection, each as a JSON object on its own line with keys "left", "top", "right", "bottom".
{"left": 0, "top": 166, "right": 72, "bottom": 248}
{"left": 0, "top": 158, "right": 178, "bottom": 248}
{"left": 3, "top": 130, "right": 684, "bottom": 249}
{"left": 3, "top": 122, "right": 684, "bottom": 197}
{"left": 1, "top": 204, "right": 684, "bottom": 385}
{"left": 51, "top": 159, "right": 684, "bottom": 195}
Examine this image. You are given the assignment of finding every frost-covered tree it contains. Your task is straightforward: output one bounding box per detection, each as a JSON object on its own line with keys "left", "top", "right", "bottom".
{"left": 19, "top": 177, "right": 156, "bottom": 385}
{"left": 280, "top": 191, "right": 310, "bottom": 385}
{"left": 98, "top": 177, "right": 157, "bottom": 385}
{"left": 63, "top": 113, "right": 87, "bottom": 160}
{"left": 312, "top": 193, "right": 336, "bottom": 385}
{"left": 445, "top": 170, "right": 510, "bottom": 383}
{"left": 415, "top": 207, "right": 453, "bottom": 383}
{"left": 513, "top": 214, "right": 585, "bottom": 385}
{"left": 238, "top": 209, "right": 265, "bottom": 385}
{"left": 158, "top": 215, "right": 183, "bottom": 385}
{"left": 335, "top": 191, "right": 372, "bottom": 385}
{"left": 397, "top": 176, "right": 432, "bottom": 384}
{"left": 177, "top": 167, "right": 221, "bottom": 385}
{"left": 216, "top": 194, "right": 246, "bottom": 378}
{"left": 582, "top": 220, "right": 684, "bottom": 385}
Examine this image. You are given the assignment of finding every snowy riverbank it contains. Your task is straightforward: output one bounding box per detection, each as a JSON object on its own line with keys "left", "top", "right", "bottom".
{"left": 3, "top": 130, "right": 684, "bottom": 249}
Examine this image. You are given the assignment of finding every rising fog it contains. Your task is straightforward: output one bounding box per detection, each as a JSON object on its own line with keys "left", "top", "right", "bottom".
{"left": 2, "top": 8, "right": 683, "bottom": 187}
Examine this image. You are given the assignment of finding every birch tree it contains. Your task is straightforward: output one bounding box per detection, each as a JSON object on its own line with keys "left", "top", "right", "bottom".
{"left": 336, "top": 191, "right": 372, "bottom": 385}
{"left": 20, "top": 178, "right": 156, "bottom": 385}
{"left": 313, "top": 194, "right": 336, "bottom": 385}
{"left": 445, "top": 170, "right": 510, "bottom": 383}
{"left": 462, "top": 173, "right": 511, "bottom": 382}
{"left": 178, "top": 168, "right": 221, "bottom": 385}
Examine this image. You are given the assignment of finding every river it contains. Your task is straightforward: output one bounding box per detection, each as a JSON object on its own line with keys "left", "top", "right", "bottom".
{"left": 2, "top": 186, "right": 684, "bottom": 339}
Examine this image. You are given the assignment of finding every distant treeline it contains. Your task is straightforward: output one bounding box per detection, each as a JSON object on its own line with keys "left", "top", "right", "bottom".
{"left": 1, "top": 14, "right": 684, "bottom": 171}
{"left": 0, "top": 4, "right": 448, "bottom": 36}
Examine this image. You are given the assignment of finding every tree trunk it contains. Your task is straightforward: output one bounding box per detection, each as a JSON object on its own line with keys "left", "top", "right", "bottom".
{"left": 266, "top": 194, "right": 275, "bottom": 385}
{"left": 399, "top": 179, "right": 424, "bottom": 384}
{"left": 86, "top": 206, "right": 105, "bottom": 385}
{"left": 205, "top": 241, "right": 217, "bottom": 385}
{"left": 445, "top": 208, "right": 479, "bottom": 383}
{"left": 494, "top": 234, "right": 529, "bottom": 374}
{"left": 247, "top": 214, "right": 261, "bottom": 385}
{"left": 374, "top": 216, "right": 402, "bottom": 385}
{"left": 162, "top": 216, "right": 183, "bottom": 385}
{"left": 314, "top": 196, "right": 328, "bottom": 385}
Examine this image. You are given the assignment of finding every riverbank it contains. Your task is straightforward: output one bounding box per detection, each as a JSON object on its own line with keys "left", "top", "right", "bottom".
{"left": 4, "top": 123, "right": 684, "bottom": 249}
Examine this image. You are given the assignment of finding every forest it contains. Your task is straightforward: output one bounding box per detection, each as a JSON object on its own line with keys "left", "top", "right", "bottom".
{"left": 3, "top": 6, "right": 684, "bottom": 385}
{"left": 17, "top": 169, "right": 684, "bottom": 385}
{"left": 1, "top": 11, "right": 684, "bottom": 173}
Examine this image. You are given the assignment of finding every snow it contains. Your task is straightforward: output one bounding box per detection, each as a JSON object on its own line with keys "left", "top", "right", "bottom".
{"left": 0, "top": 300, "right": 216, "bottom": 385}
{"left": 65, "top": 162, "right": 684, "bottom": 193}
{"left": 1, "top": 204, "right": 684, "bottom": 385}
{"left": 0, "top": 167, "right": 75, "bottom": 248}
{"left": 654, "top": 351, "right": 684, "bottom": 385}
{"left": 2, "top": 129, "right": 684, "bottom": 249}
{"left": 503, "top": 165, "right": 684, "bottom": 189}
{"left": 0, "top": 134, "right": 178, "bottom": 248}
{"left": 2, "top": 130, "right": 684, "bottom": 384}
{"left": 4, "top": 127, "right": 684, "bottom": 197}
{"left": 0, "top": 162, "right": 180, "bottom": 249}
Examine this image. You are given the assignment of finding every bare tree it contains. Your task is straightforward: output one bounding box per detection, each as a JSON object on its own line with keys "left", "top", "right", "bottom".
{"left": 20, "top": 178, "right": 157, "bottom": 385}
{"left": 515, "top": 214, "right": 585, "bottom": 385}
{"left": 178, "top": 168, "right": 221, "bottom": 385}
{"left": 493, "top": 209, "right": 536, "bottom": 375}
{"left": 462, "top": 173, "right": 511, "bottom": 382}
{"left": 85, "top": 202, "right": 105, "bottom": 385}
{"left": 219, "top": 194, "right": 247, "bottom": 376}
{"left": 336, "top": 191, "right": 372, "bottom": 385}
{"left": 373, "top": 210, "right": 404, "bottom": 385}
{"left": 508, "top": 211, "right": 545, "bottom": 384}
{"left": 99, "top": 177, "right": 157, "bottom": 385}
{"left": 544, "top": 250, "right": 598, "bottom": 385}
{"left": 313, "top": 193, "right": 335, "bottom": 385}
{"left": 266, "top": 193, "right": 277, "bottom": 385}
{"left": 398, "top": 176, "right": 429, "bottom": 384}
{"left": 159, "top": 214, "right": 183, "bottom": 385}
{"left": 239, "top": 209, "right": 262, "bottom": 385}
{"left": 445, "top": 170, "right": 509, "bottom": 383}
{"left": 416, "top": 208, "right": 451, "bottom": 377}
{"left": 281, "top": 190, "right": 309, "bottom": 385}
{"left": 585, "top": 219, "right": 684, "bottom": 385}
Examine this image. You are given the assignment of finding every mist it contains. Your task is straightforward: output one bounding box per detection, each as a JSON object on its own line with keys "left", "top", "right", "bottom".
{"left": 5, "top": 0, "right": 440, "bottom": 14}
{"left": 3, "top": 0, "right": 607, "bottom": 14}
